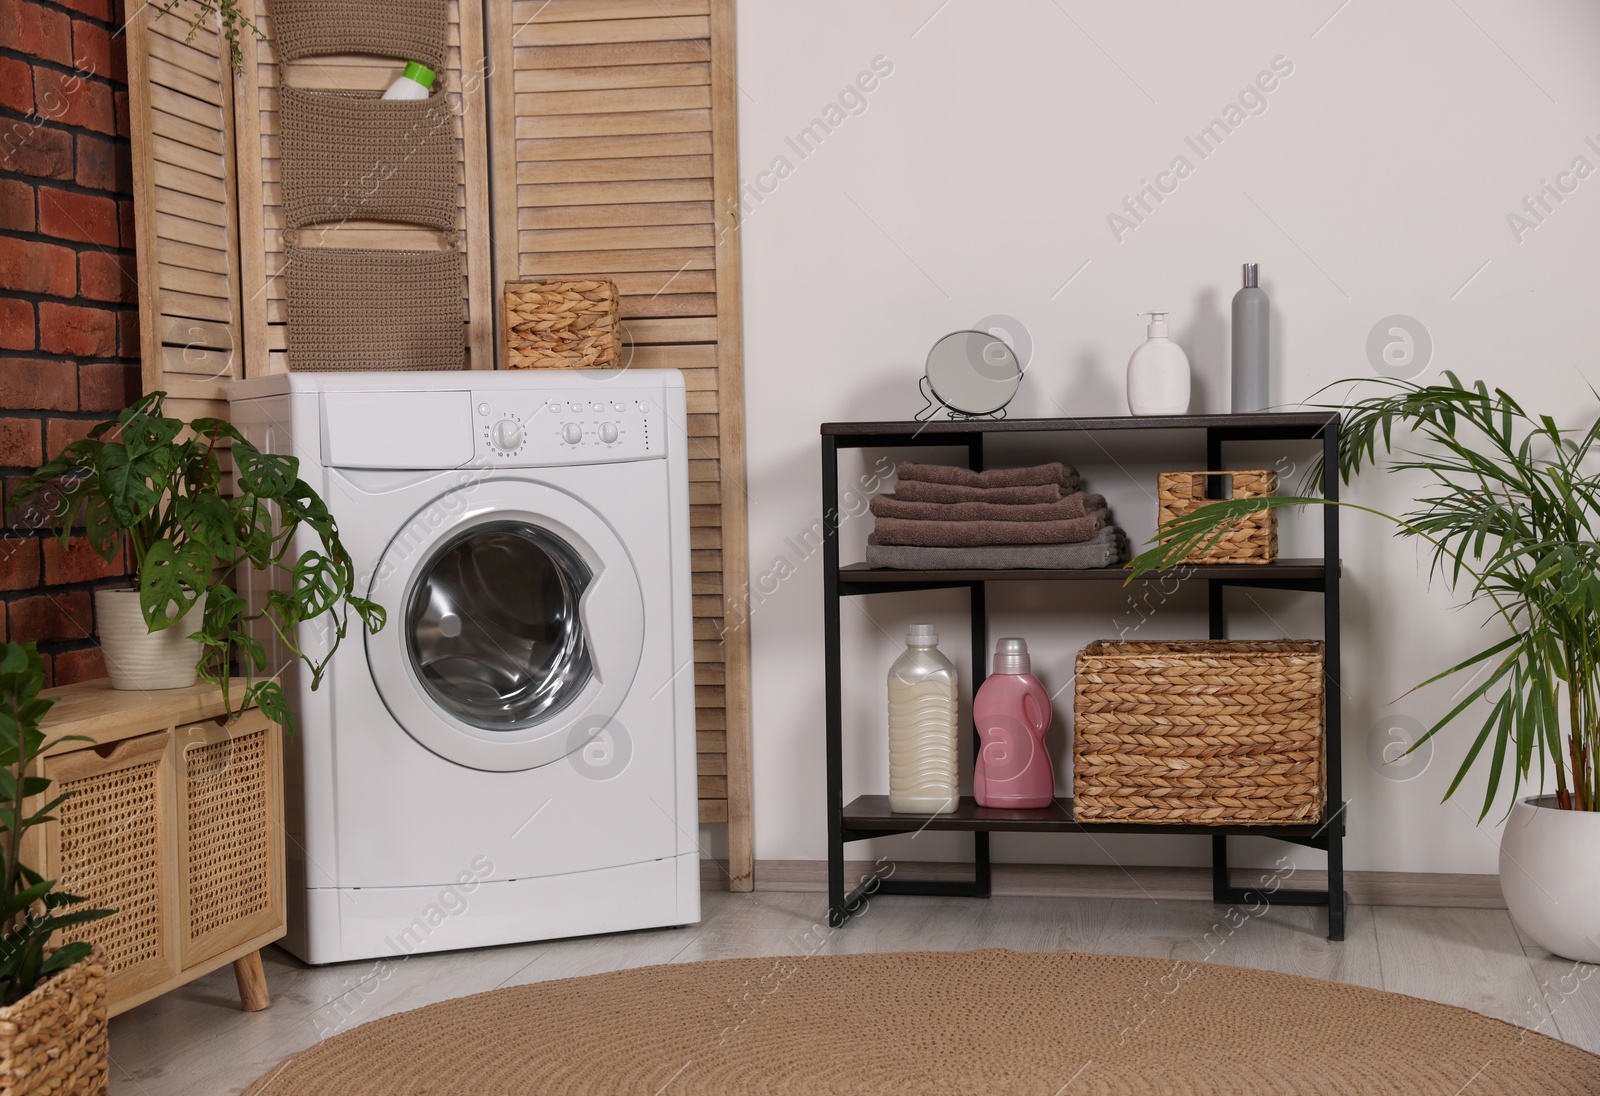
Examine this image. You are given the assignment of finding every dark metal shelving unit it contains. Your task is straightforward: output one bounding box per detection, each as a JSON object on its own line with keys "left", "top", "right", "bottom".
{"left": 820, "top": 412, "right": 1348, "bottom": 939}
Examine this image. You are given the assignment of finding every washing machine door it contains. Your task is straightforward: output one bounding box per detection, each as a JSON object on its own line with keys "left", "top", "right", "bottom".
{"left": 364, "top": 480, "right": 644, "bottom": 772}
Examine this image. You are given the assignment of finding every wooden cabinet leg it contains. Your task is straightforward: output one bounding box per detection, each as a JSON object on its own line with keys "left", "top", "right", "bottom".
{"left": 233, "top": 951, "right": 271, "bottom": 1012}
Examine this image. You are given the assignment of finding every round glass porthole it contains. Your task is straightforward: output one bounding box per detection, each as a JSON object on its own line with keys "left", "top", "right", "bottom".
{"left": 405, "top": 521, "right": 594, "bottom": 730}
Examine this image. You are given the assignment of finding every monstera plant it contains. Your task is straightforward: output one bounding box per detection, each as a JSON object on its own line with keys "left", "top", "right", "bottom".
{"left": 1129, "top": 372, "right": 1600, "bottom": 960}
{"left": 12, "top": 392, "right": 384, "bottom": 733}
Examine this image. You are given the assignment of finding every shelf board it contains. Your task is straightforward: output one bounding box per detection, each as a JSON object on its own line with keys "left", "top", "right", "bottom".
{"left": 838, "top": 558, "right": 1331, "bottom": 587}
{"left": 841, "top": 795, "right": 1336, "bottom": 839}
{"left": 821, "top": 411, "right": 1339, "bottom": 438}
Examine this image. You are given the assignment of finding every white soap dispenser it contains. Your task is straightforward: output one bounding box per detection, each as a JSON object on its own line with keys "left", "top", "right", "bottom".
{"left": 1126, "top": 311, "right": 1191, "bottom": 417}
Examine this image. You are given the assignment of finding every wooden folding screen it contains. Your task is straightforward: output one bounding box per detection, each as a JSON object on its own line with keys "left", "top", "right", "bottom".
{"left": 127, "top": 0, "right": 753, "bottom": 889}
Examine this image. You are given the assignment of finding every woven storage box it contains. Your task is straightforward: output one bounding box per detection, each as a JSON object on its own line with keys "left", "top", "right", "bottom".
{"left": 505, "top": 280, "right": 619, "bottom": 369}
{"left": 1073, "top": 640, "right": 1325, "bottom": 824}
{"left": 267, "top": 0, "right": 449, "bottom": 76}
{"left": 1157, "top": 470, "right": 1278, "bottom": 564}
{"left": 0, "top": 946, "right": 108, "bottom": 1095}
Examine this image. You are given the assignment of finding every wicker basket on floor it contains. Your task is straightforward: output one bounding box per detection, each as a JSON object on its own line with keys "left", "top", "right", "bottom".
{"left": 0, "top": 946, "right": 108, "bottom": 1095}
{"left": 1073, "top": 640, "right": 1325, "bottom": 824}
{"left": 1157, "top": 470, "right": 1278, "bottom": 564}
{"left": 504, "top": 279, "right": 619, "bottom": 369}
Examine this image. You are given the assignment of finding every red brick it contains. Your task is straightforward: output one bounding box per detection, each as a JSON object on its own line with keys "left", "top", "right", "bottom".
{"left": 43, "top": 536, "right": 123, "bottom": 585}
{"left": 0, "top": 299, "right": 32, "bottom": 351}
{"left": 6, "top": 0, "right": 73, "bottom": 67}
{"left": 38, "top": 187, "right": 117, "bottom": 247}
{"left": 113, "top": 89, "right": 128, "bottom": 138}
{"left": 0, "top": 236, "right": 76, "bottom": 298}
{"left": 116, "top": 307, "right": 137, "bottom": 358}
{"left": 0, "top": 58, "right": 32, "bottom": 115}
{"left": 32, "top": 67, "right": 114, "bottom": 136}
{"left": 0, "top": 418, "right": 43, "bottom": 468}
{"left": 0, "top": 360, "right": 76, "bottom": 411}
{"left": 78, "top": 361, "right": 137, "bottom": 412}
{"left": 39, "top": 302, "right": 115, "bottom": 357}
{"left": 74, "top": 134, "right": 127, "bottom": 193}
{"left": 0, "top": 179, "right": 35, "bottom": 232}
{"left": 0, "top": 123, "right": 73, "bottom": 180}
{"left": 56, "top": 0, "right": 111, "bottom": 23}
{"left": 71, "top": 20, "right": 113, "bottom": 81}
{"left": 52, "top": 646, "right": 106, "bottom": 685}
{"left": 78, "top": 250, "right": 134, "bottom": 303}
{"left": 8, "top": 590, "right": 92, "bottom": 643}
{"left": 45, "top": 417, "right": 96, "bottom": 458}
{"left": 0, "top": 538, "right": 40, "bottom": 591}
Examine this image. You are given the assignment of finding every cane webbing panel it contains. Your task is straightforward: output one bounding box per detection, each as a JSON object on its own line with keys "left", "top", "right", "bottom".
{"left": 56, "top": 761, "right": 164, "bottom": 972}
{"left": 185, "top": 729, "right": 273, "bottom": 940}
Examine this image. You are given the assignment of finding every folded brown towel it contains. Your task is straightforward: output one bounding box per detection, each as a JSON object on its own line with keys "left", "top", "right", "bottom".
{"left": 869, "top": 492, "right": 1106, "bottom": 523}
{"left": 865, "top": 525, "right": 1128, "bottom": 570}
{"left": 895, "top": 461, "right": 1079, "bottom": 490}
{"left": 874, "top": 507, "right": 1109, "bottom": 547}
{"left": 895, "top": 480, "right": 1067, "bottom": 504}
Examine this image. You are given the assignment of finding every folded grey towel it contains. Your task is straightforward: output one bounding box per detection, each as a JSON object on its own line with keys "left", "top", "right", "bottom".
{"left": 894, "top": 480, "right": 1067, "bottom": 504}
{"left": 865, "top": 526, "right": 1128, "bottom": 570}
{"left": 895, "top": 461, "right": 1080, "bottom": 490}
{"left": 874, "top": 507, "right": 1109, "bottom": 547}
{"left": 869, "top": 491, "right": 1106, "bottom": 523}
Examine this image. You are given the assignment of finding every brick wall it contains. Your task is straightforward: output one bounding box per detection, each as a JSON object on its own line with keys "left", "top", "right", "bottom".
{"left": 1, "top": 0, "right": 141, "bottom": 686}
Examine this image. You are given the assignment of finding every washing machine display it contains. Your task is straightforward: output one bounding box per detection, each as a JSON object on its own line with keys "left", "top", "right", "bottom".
{"left": 406, "top": 521, "right": 594, "bottom": 731}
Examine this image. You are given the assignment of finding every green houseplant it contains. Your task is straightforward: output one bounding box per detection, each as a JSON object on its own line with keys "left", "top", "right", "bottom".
{"left": 12, "top": 392, "right": 385, "bottom": 734}
{"left": 154, "top": 0, "right": 264, "bottom": 75}
{"left": 1129, "top": 372, "right": 1600, "bottom": 959}
{"left": 0, "top": 642, "right": 114, "bottom": 1093}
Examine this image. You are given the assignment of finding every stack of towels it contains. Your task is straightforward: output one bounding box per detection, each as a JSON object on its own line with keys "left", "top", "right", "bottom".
{"left": 865, "top": 461, "right": 1129, "bottom": 570}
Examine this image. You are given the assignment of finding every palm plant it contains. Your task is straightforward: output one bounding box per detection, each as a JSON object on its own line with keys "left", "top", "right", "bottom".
{"left": 1129, "top": 372, "right": 1600, "bottom": 818}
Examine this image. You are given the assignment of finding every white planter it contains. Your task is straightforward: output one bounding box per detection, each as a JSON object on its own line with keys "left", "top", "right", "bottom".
{"left": 95, "top": 587, "right": 206, "bottom": 691}
{"left": 1499, "top": 795, "right": 1600, "bottom": 962}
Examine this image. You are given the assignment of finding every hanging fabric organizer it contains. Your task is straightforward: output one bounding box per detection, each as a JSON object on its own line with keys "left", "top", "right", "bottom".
{"left": 270, "top": 0, "right": 462, "bottom": 371}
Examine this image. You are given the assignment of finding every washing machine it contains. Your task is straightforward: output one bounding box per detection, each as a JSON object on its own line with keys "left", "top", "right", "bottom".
{"left": 229, "top": 370, "right": 700, "bottom": 964}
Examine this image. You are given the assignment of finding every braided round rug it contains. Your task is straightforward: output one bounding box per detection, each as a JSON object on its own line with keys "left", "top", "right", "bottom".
{"left": 245, "top": 949, "right": 1598, "bottom": 1095}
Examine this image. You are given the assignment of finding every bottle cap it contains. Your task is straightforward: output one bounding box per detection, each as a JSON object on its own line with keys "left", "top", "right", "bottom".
{"left": 1140, "top": 311, "right": 1169, "bottom": 338}
{"left": 907, "top": 623, "right": 938, "bottom": 646}
{"left": 403, "top": 61, "right": 436, "bottom": 90}
{"left": 1242, "top": 262, "right": 1258, "bottom": 289}
{"left": 993, "top": 637, "right": 1030, "bottom": 674}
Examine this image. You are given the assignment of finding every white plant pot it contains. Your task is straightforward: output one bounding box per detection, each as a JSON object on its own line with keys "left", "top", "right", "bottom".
{"left": 94, "top": 587, "right": 206, "bottom": 691}
{"left": 1499, "top": 795, "right": 1600, "bottom": 962}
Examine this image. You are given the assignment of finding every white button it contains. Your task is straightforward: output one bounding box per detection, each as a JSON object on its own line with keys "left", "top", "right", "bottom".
{"left": 568, "top": 402, "right": 582, "bottom": 412}
{"left": 611, "top": 401, "right": 626, "bottom": 413}
{"left": 561, "top": 422, "right": 583, "bottom": 445}
{"left": 599, "top": 422, "right": 619, "bottom": 444}
{"left": 590, "top": 402, "right": 604, "bottom": 413}
{"left": 547, "top": 401, "right": 561, "bottom": 413}
{"left": 477, "top": 402, "right": 490, "bottom": 417}
{"left": 635, "top": 401, "right": 649, "bottom": 412}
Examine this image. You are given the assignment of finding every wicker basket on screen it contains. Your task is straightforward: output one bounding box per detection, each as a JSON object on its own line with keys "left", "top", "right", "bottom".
{"left": 504, "top": 279, "right": 619, "bottom": 369}
{"left": 1073, "top": 640, "right": 1325, "bottom": 825}
{"left": 1157, "top": 470, "right": 1278, "bottom": 564}
{"left": 0, "top": 945, "right": 108, "bottom": 1095}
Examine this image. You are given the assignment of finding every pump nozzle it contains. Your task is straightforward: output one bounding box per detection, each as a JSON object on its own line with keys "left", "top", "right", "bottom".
{"left": 1140, "top": 311, "right": 1170, "bottom": 337}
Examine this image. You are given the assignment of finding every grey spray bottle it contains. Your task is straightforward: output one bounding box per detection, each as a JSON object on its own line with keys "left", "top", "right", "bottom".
{"left": 1231, "top": 262, "right": 1269, "bottom": 413}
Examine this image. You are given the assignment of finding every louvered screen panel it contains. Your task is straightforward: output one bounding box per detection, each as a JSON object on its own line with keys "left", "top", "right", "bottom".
{"left": 490, "top": 0, "right": 751, "bottom": 885}
{"left": 127, "top": 0, "right": 244, "bottom": 422}
{"left": 231, "top": 0, "right": 494, "bottom": 374}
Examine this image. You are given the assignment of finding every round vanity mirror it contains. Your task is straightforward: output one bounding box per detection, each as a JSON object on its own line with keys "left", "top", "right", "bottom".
{"left": 924, "top": 330, "right": 1023, "bottom": 417}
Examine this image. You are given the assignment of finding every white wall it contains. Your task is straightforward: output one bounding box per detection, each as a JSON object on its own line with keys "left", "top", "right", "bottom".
{"left": 732, "top": 0, "right": 1600, "bottom": 875}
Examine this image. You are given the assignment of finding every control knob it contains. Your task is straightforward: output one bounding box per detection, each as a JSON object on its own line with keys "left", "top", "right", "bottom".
{"left": 561, "top": 422, "right": 584, "bottom": 445}
{"left": 491, "top": 419, "right": 523, "bottom": 451}
{"left": 599, "top": 422, "right": 620, "bottom": 444}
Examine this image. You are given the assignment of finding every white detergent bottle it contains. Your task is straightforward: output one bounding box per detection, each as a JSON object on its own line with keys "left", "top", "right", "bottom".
{"left": 1126, "top": 311, "right": 1191, "bottom": 416}
{"left": 383, "top": 61, "right": 436, "bottom": 100}
{"left": 887, "top": 623, "right": 959, "bottom": 815}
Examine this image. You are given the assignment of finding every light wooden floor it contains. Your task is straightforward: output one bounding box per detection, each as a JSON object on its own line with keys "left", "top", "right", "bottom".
{"left": 108, "top": 889, "right": 1600, "bottom": 1094}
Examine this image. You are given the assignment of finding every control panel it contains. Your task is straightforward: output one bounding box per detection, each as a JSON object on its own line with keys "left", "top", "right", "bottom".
{"left": 474, "top": 387, "right": 665, "bottom": 465}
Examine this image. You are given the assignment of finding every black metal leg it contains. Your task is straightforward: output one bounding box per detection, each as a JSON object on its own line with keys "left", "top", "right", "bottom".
{"left": 1211, "top": 835, "right": 1230, "bottom": 901}
{"left": 822, "top": 437, "right": 848, "bottom": 927}
{"left": 1323, "top": 423, "right": 1345, "bottom": 941}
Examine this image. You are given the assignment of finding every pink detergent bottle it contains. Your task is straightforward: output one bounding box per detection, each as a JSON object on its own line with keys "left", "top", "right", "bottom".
{"left": 973, "top": 638, "right": 1055, "bottom": 809}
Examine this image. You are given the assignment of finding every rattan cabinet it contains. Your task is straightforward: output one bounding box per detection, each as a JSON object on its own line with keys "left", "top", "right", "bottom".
{"left": 820, "top": 413, "right": 1347, "bottom": 939}
{"left": 28, "top": 680, "right": 285, "bottom": 1017}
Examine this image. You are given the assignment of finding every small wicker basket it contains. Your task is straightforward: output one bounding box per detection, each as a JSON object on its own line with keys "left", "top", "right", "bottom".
{"left": 0, "top": 946, "right": 108, "bottom": 1095}
{"left": 504, "top": 279, "right": 619, "bottom": 369}
{"left": 1073, "top": 640, "right": 1325, "bottom": 825}
{"left": 1157, "top": 470, "right": 1278, "bottom": 564}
